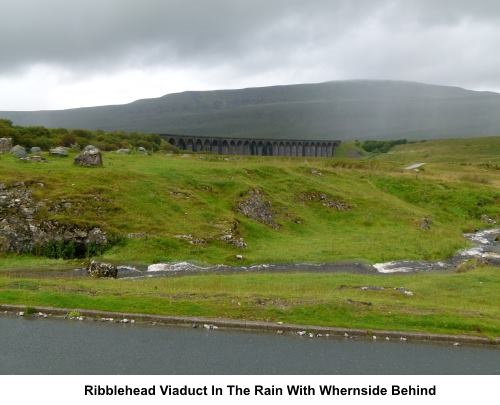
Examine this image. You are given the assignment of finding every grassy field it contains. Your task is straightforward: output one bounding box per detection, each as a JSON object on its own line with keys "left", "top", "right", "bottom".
{"left": 0, "top": 266, "right": 498, "bottom": 337}
{"left": 1, "top": 136, "right": 499, "bottom": 267}
{"left": 0, "top": 136, "right": 499, "bottom": 336}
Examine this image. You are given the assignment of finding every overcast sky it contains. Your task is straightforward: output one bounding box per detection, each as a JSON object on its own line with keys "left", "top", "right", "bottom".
{"left": 1, "top": 0, "right": 500, "bottom": 110}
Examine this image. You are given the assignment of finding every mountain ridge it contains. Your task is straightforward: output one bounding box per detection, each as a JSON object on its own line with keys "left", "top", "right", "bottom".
{"left": 2, "top": 80, "right": 500, "bottom": 140}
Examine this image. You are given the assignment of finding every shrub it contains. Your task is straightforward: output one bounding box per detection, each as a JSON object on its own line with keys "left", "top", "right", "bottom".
{"left": 67, "top": 310, "right": 81, "bottom": 318}
{"left": 361, "top": 139, "right": 408, "bottom": 153}
{"left": 3, "top": 123, "right": 172, "bottom": 152}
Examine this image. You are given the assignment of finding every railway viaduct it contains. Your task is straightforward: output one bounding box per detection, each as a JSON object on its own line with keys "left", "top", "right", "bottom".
{"left": 162, "top": 134, "right": 341, "bottom": 157}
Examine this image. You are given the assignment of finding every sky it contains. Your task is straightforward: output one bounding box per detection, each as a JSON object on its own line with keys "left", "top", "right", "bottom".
{"left": 1, "top": 0, "right": 500, "bottom": 110}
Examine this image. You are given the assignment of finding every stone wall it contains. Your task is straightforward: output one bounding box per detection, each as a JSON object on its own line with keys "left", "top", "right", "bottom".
{"left": 163, "top": 135, "right": 340, "bottom": 157}
{"left": 0, "top": 138, "right": 12, "bottom": 153}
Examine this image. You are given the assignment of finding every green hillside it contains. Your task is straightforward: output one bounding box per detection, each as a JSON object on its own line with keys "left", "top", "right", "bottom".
{"left": 1, "top": 136, "right": 498, "bottom": 267}
{"left": 3, "top": 80, "right": 500, "bottom": 140}
{"left": 1, "top": 135, "right": 499, "bottom": 337}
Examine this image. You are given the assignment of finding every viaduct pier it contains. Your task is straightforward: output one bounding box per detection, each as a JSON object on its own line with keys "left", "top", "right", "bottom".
{"left": 162, "top": 134, "right": 340, "bottom": 157}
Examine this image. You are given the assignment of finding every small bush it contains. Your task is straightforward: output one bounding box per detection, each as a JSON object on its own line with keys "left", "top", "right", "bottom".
{"left": 361, "top": 139, "right": 408, "bottom": 153}
{"left": 7, "top": 122, "right": 170, "bottom": 152}
{"left": 67, "top": 310, "right": 81, "bottom": 318}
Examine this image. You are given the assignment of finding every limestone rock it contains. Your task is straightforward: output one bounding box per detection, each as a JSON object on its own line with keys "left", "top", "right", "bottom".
{"left": 87, "top": 260, "right": 118, "bottom": 278}
{"left": 218, "top": 221, "right": 248, "bottom": 248}
{"left": 116, "top": 148, "right": 130, "bottom": 154}
{"left": 0, "top": 182, "right": 109, "bottom": 256}
{"left": 0, "top": 138, "right": 13, "bottom": 153}
{"left": 30, "top": 146, "right": 41, "bottom": 154}
{"left": 420, "top": 217, "right": 432, "bottom": 230}
{"left": 298, "top": 191, "right": 351, "bottom": 210}
{"left": 83, "top": 144, "right": 98, "bottom": 152}
{"left": 74, "top": 147, "right": 103, "bottom": 167}
{"left": 49, "top": 146, "right": 68, "bottom": 157}
{"left": 231, "top": 237, "right": 247, "bottom": 248}
{"left": 10, "top": 145, "right": 27, "bottom": 158}
{"left": 480, "top": 214, "right": 496, "bottom": 225}
{"left": 236, "top": 188, "right": 278, "bottom": 228}
{"left": 29, "top": 155, "right": 46, "bottom": 162}
{"left": 137, "top": 146, "right": 147, "bottom": 154}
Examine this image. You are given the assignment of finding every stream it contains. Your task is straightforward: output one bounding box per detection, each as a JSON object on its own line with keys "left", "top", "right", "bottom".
{"left": 111, "top": 228, "right": 500, "bottom": 278}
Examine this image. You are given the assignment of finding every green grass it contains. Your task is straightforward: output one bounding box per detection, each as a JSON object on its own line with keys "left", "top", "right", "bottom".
{"left": 0, "top": 255, "right": 74, "bottom": 271}
{"left": 1, "top": 136, "right": 499, "bottom": 337}
{"left": 330, "top": 141, "right": 366, "bottom": 158}
{"left": 1, "top": 137, "right": 499, "bottom": 266}
{"left": 0, "top": 266, "right": 498, "bottom": 337}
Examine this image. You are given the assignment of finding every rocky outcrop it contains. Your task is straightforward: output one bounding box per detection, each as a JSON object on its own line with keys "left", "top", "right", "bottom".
{"left": 175, "top": 234, "right": 206, "bottom": 245}
{"left": 0, "top": 181, "right": 109, "bottom": 257}
{"left": 298, "top": 191, "right": 351, "bottom": 210}
{"left": 236, "top": 188, "right": 278, "bottom": 228}
{"left": 217, "top": 221, "right": 247, "bottom": 248}
{"left": 10, "top": 145, "right": 27, "bottom": 158}
{"left": 87, "top": 260, "right": 118, "bottom": 278}
{"left": 219, "top": 233, "right": 247, "bottom": 248}
{"left": 74, "top": 146, "right": 103, "bottom": 167}
{"left": 0, "top": 138, "right": 12, "bottom": 153}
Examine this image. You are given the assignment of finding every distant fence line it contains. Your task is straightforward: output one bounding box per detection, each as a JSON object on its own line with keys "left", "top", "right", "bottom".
{"left": 161, "top": 134, "right": 340, "bottom": 157}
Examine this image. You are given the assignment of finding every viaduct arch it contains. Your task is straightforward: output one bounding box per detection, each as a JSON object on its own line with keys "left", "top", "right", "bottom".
{"left": 162, "top": 134, "right": 340, "bottom": 157}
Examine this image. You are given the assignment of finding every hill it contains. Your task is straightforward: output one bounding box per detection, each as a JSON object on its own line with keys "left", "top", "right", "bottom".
{"left": 2, "top": 80, "right": 500, "bottom": 140}
{"left": 1, "top": 135, "right": 498, "bottom": 267}
{"left": 0, "top": 135, "right": 499, "bottom": 337}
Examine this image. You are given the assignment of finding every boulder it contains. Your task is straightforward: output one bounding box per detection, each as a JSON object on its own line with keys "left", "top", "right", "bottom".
{"left": 0, "top": 138, "right": 13, "bottom": 153}
{"left": 30, "top": 146, "right": 41, "bottom": 154}
{"left": 29, "top": 155, "right": 46, "bottom": 162}
{"left": 137, "top": 146, "right": 147, "bottom": 154}
{"left": 116, "top": 148, "right": 130, "bottom": 154}
{"left": 87, "top": 260, "right": 118, "bottom": 278}
{"left": 83, "top": 144, "right": 98, "bottom": 152}
{"left": 50, "top": 146, "right": 68, "bottom": 157}
{"left": 10, "top": 145, "right": 27, "bottom": 158}
{"left": 74, "top": 147, "right": 103, "bottom": 167}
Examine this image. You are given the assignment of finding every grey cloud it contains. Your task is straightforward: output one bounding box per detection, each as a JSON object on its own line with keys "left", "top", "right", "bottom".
{"left": 1, "top": 0, "right": 500, "bottom": 91}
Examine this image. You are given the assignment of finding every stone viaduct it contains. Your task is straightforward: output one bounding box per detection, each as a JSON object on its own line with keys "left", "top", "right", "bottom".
{"left": 162, "top": 134, "right": 340, "bottom": 157}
